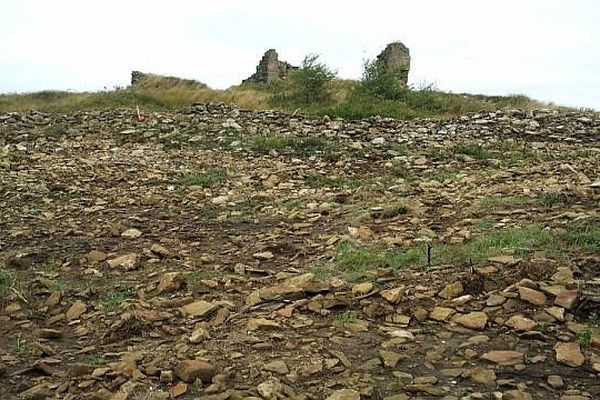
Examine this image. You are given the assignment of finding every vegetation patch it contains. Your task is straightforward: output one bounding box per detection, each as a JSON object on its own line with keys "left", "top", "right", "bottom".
{"left": 335, "top": 241, "right": 423, "bottom": 281}
{"left": 179, "top": 167, "right": 229, "bottom": 188}
{"left": 452, "top": 142, "right": 491, "bottom": 160}
{"left": 0, "top": 267, "right": 15, "bottom": 299}
{"left": 100, "top": 290, "right": 132, "bottom": 311}
{"left": 565, "top": 219, "right": 600, "bottom": 252}
{"left": 427, "top": 169, "right": 458, "bottom": 182}
{"left": 539, "top": 191, "right": 569, "bottom": 207}
{"left": 386, "top": 160, "right": 413, "bottom": 179}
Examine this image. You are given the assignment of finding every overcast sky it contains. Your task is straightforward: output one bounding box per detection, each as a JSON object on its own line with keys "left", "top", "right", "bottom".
{"left": 1, "top": 0, "right": 598, "bottom": 109}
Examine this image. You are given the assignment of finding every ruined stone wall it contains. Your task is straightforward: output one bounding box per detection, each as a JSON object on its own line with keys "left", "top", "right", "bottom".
{"left": 376, "top": 42, "right": 411, "bottom": 86}
{"left": 242, "top": 49, "right": 298, "bottom": 85}
{"left": 131, "top": 71, "right": 147, "bottom": 85}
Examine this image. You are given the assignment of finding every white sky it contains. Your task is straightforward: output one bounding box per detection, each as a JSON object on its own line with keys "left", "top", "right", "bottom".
{"left": 1, "top": 0, "right": 598, "bottom": 109}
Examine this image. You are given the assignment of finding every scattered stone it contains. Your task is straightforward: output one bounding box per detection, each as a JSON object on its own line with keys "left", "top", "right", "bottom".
{"left": 107, "top": 253, "right": 138, "bottom": 269}
{"left": 326, "top": 389, "right": 361, "bottom": 400}
{"left": 157, "top": 272, "right": 186, "bottom": 292}
{"left": 181, "top": 300, "right": 217, "bottom": 318}
{"left": 150, "top": 244, "right": 172, "bottom": 258}
{"left": 486, "top": 293, "right": 506, "bottom": 307}
{"left": 121, "top": 228, "right": 142, "bottom": 239}
{"left": 503, "top": 390, "right": 533, "bottom": 400}
{"left": 263, "top": 360, "right": 289, "bottom": 375}
{"left": 352, "top": 282, "right": 373, "bottom": 296}
{"left": 380, "top": 286, "right": 405, "bottom": 303}
{"left": 545, "top": 306, "right": 565, "bottom": 321}
{"left": 189, "top": 325, "right": 211, "bottom": 344}
{"left": 547, "top": 375, "right": 564, "bottom": 388}
{"left": 469, "top": 367, "right": 496, "bottom": 385}
{"left": 247, "top": 318, "right": 281, "bottom": 331}
{"left": 169, "top": 381, "right": 188, "bottom": 398}
{"left": 69, "top": 363, "right": 95, "bottom": 377}
{"left": 379, "top": 350, "right": 402, "bottom": 368}
{"left": 257, "top": 379, "right": 284, "bottom": 400}
{"left": 439, "top": 281, "right": 464, "bottom": 300}
{"left": 174, "top": 359, "right": 216, "bottom": 383}
{"left": 429, "top": 307, "right": 456, "bottom": 321}
{"left": 86, "top": 249, "right": 107, "bottom": 263}
{"left": 253, "top": 251, "right": 274, "bottom": 260}
{"left": 554, "top": 342, "right": 585, "bottom": 367}
{"left": 66, "top": 300, "right": 87, "bottom": 320}
{"left": 518, "top": 286, "right": 547, "bottom": 306}
{"left": 505, "top": 315, "right": 537, "bottom": 331}
{"left": 453, "top": 311, "right": 488, "bottom": 330}
{"left": 481, "top": 350, "right": 524, "bottom": 366}
{"left": 555, "top": 289, "right": 579, "bottom": 310}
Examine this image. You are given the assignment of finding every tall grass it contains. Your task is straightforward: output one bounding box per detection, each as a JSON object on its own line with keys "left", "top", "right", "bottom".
{"left": 0, "top": 73, "right": 560, "bottom": 118}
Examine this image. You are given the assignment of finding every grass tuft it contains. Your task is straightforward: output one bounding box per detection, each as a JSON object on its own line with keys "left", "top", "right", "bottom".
{"left": 336, "top": 241, "right": 422, "bottom": 281}
{"left": 0, "top": 268, "right": 15, "bottom": 298}
{"left": 180, "top": 167, "right": 229, "bottom": 188}
{"left": 101, "top": 290, "right": 132, "bottom": 311}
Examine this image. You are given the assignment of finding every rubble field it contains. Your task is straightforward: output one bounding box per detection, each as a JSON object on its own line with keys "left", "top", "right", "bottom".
{"left": 0, "top": 104, "right": 599, "bottom": 400}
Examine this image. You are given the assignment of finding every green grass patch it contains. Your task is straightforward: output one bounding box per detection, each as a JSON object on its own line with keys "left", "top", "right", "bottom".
{"left": 565, "top": 220, "right": 600, "bottom": 252}
{"left": 427, "top": 170, "right": 458, "bottom": 182}
{"left": 310, "top": 265, "right": 332, "bottom": 281}
{"left": 336, "top": 310, "right": 357, "bottom": 323}
{"left": 283, "top": 199, "right": 305, "bottom": 210}
{"left": 473, "top": 219, "right": 495, "bottom": 230}
{"left": 187, "top": 269, "right": 227, "bottom": 285}
{"left": 539, "top": 191, "right": 569, "bottom": 207}
{"left": 438, "top": 225, "right": 555, "bottom": 265}
{"left": 452, "top": 142, "right": 491, "bottom": 160}
{"left": 336, "top": 241, "right": 423, "bottom": 281}
{"left": 248, "top": 133, "right": 292, "bottom": 154}
{"left": 85, "top": 355, "right": 105, "bottom": 366}
{"left": 386, "top": 160, "right": 413, "bottom": 179}
{"left": 291, "top": 136, "right": 333, "bottom": 155}
{"left": 11, "top": 337, "right": 27, "bottom": 353}
{"left": 179, "top": 167, "right": 229, "bottom": 188}
{"left": 0, "top": 268, "right": 15, "bottom": 298}
{"left": 577, "top": 328, "right": 592, "bottom": 348}
{"left": 100, "top": 290, "right": 132, "bottom": 311}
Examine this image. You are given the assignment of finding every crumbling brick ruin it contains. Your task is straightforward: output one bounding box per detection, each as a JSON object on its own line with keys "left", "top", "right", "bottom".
{"left": 242, "top": 49, "right": 298, "bottom": 85}
{"left": 376, "top": 41, "right": 411, "bottom": 86}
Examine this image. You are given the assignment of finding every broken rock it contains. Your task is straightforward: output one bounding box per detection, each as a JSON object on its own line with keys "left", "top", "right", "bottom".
{"left": 174, "top": 359, "right": 216, "bottom": 383}
{"left": 453, "top": 311, "right": 488, "bottom": 330}
{"left": 554, "top": 342, "right": 585, "bottom": 367}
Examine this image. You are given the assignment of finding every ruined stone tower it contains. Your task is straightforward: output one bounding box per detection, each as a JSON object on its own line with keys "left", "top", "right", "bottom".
{"left": 376, "top": 42, "right": 411, "bottom": 86}
{"left": 242, "top": 49, "right": 298, "bottom": 84}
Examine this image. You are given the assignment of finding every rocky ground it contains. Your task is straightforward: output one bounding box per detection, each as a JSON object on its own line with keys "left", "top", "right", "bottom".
{"left": 0, "top": 104, "right": 599, "bottom": 400}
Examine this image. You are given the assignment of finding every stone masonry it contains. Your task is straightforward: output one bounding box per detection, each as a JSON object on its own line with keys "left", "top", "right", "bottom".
{"left": 242, "top": 49, "right": 298, "bottom": 85}
{"left": 376, "top": 41, "right": 411, "bottom": 86}
{"left": 131, "top": 71, "right": 147, "bottom": 85}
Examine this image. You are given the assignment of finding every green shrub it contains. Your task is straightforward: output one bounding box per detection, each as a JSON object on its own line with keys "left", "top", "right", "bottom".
{"left": 288, "top": 54, "right": 336, "bottom": 104}
{"left": 354, "top": 59, "right": 404, "bottom": 100}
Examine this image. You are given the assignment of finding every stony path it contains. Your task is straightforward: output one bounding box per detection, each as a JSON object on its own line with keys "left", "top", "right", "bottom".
{"left": 0, "top": 105, "right": 599, "bottom": 400}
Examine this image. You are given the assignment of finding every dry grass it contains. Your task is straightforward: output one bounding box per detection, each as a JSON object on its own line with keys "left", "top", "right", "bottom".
{"left": 0, "top": 73, "right": 568, "bottom": 118}
{"left": 0, "top": 74, "right": 270, "bottom": 113}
